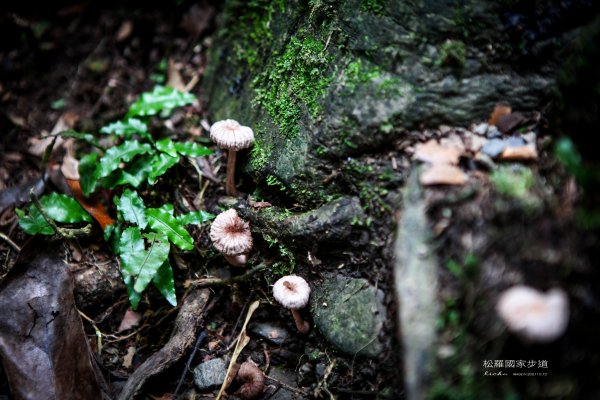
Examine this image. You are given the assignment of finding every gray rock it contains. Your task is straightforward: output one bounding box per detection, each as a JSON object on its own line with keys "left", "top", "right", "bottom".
{"left": 310, "top": 276, "right": 385, "bottom": 358}
{"left": 486, "top": 125, "right": 502, "bottom": 138}
{"left": 267, "top": 367, "right": 308, "bottom": 400}
{"left": 481, "top": 138, "right": 507, "bottom": 158}
{"left": 473, "top": 122, "right": 489, "bottom": 136}
{"left": 506, "top": 136, "right": 526, "bottom": 147}
{"left": 193, "top": 358, "right": 227, "bottom": 390}
{"left": 250, "top": 322, "right": 290, "bottom": 345}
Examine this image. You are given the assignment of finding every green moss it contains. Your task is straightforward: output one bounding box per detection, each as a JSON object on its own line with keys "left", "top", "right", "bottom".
{"left": 252, "top": 33, "right": 334, "bottom": 138}
{"left": 437, "top": 39, "right": 467, "bottom": 67}
{"left": 343, "top": 58, "right": 382, "bottom": 92}
{"left": 250, "top": 136, "right": 274, "bottom": 171}
{"left": 490, "top": 165, "right": 534, "bottom": 199}
{"left": 360, "top": 0, "right": 385, "bottom": 15}
{"left": 228, "top": 0, "right": 285, "bottom": 69}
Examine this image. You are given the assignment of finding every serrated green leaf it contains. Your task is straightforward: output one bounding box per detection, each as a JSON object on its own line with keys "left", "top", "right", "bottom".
{"left": 100, "top": 118, "right": 149, "bottom": 139}
{"left": 155, "top": 138, "right": 179, "bottom": 157}
{"left": 176, "top": 210, "right": 214, "bottom": 225}
{"left": 79, "top": 153, "right": 98, "bottom": 196}
{"left": 146, "top": 207, "right": 194, "bottom": 250}
{"left": 159, "top": 203, "right": 175, "bottom": 215}
{"left": 148, "top": 153, "right": 179, "bottom": 183}
{"left": 174, "top": 141, "right": 214, "bottom": 157}
{"left": 96, "top": 140, "right": 152, "bottom": 179}
{"left": 116, "top": 189, "right": 147, "bottom": 229}
{"left": 126, "top": 86, "right": 196, "bottom": 118}
{"left": 119, "top": 227, "right": 170, "bottom": 297}
{"left": 16, "top": 207, "right": 54, "bottom": 235}
{"left": 39, "top": 193, "right": 91, "bottom": 223}
{"left": 153, "top": 260, "right": 177, "bottom": 306}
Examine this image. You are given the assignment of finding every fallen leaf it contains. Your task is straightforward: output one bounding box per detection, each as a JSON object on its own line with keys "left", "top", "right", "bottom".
{"left": 122, "top": 346, "right": 136, "bottom": 369}
{"left": 118, "top": 308, "right": 143, "bottom": 332}
{"left": 0, "top": 239, "right": 106, "bottom": 399}
{"left": 27, "top": 112, "right": 78, "bottom": 156}
{"left": 66, "top": 179, "right": 115, "bottom": 230}
{"left": 414, "top": 140, "right": 462, "bottom": 165}
{"left": 488, "top": 104, "right": 512, "bottom": 126}
{"left": 499, "top": 144, "right": 538, "bottom": 161}
{"left": 420, "top": 164, "right": 468, "bottom": 186}
{"left": 439, "top": 133, "right": 466, "bottom": 153}
{"left": 0, "top": 176, "right": 45, "bottom": 213}
{"left": 116, "top": 20, "right": 133, "bottom": 42}
{"left": 496, "top": 112, "right": 527, "bottom": 134}
{"left": 216, "top": 300, "right": 260, "bottom": 400}
{"left": 61, "top": 153, "right": 80, "bottom": 180}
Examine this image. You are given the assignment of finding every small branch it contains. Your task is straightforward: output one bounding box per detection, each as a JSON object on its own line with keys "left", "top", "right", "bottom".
{"left": 265, "top": 375, "right": 309, "bottom": 397}
{"left": 0, "top": 232, "right": 21, "bottom": 252}
{"left": 185, "top": 264, "right": 268, "bottom": 288}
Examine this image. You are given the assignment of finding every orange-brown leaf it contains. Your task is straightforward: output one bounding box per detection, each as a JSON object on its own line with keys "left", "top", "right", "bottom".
{"left": 488, "top": 104, "right": 512, "bottom": 126}
{"left": 66, "top": 179, "right": 115, "bottom": 230}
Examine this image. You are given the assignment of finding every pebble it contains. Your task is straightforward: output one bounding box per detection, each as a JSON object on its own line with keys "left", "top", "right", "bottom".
{"left": 473, "top": 122, "right": 488, "bottom": 136}
{"left": 193, "top": 358, "right": 227, "bottom": 390}
{"left": 249, "top": 322, "right": 290, "bottom": 345}
{"left": 481, "top": 138, "right": 507, "bottom": 158}
{"left": 486, "top": 125, "right": 502, "bottom": 138}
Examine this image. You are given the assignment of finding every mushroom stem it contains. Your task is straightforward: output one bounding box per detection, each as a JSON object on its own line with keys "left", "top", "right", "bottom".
{"left": 290, "top": 309, "right": 310, "bottom": 334}
{"left": 226, "top": 149, "right": 238, "bottom": 196}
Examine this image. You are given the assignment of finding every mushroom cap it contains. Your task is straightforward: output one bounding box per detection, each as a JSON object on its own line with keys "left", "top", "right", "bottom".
{"left": 496, "top": 285, "right": 569, "bottom": 343}
{"left": 272, "top": 275, "right": 311, "bottom": 310}
{"left": 210, "top": 209, "right": 253, "bottom": 256}
{"left": 210, "top": 119, "right": 254, "bottom": 151}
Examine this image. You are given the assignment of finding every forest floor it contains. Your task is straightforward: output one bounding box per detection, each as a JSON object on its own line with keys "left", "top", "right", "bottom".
{"left": 1, "top": 2, "right": 599, "bottom": 400}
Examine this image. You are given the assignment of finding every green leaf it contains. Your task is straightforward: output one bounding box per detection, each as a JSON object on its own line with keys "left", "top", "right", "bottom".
{"left": 116, "top": 155, "right": 155, "bottom": 188}
{"left": 116, "top": 189, "right": 147, "bottom": 229}
{"left": 39, "top": 193, "right": 91, "bottom": 223}
{"left": 146, "top": 207, "right": 194, "bottom": 250}
{"left": 148, "top": 153, "right": 179, "bottom": 184}
{"left": 16, "top": 207, "right": 54, "bottom": 235}
{"left": 155, "top": 138, "right": 179, "bottom": 157}
{"left": 126, "top": 86, "right": 196, "bottom": 118}
{"left": 95, "top": 140, "right": 152, "bottom": 179}
{"left": 79, "top": 153, "right": 98, "bottom": 197}
{"left": 100, "top": 118, "right": 152, "bottom": 141}
{"left": 123, "top": 275, "right": 143, "bottom": 310}
{"left": 176, "top": 210, "right": 214, "bottom": 226}
{"left": 159, "top": 203, "right": 175, "bottom": 215}
{"left": 58, "top": 129, "right": 104, "bottom": 149}
{"left": 119, "top": 227, "right": 170, "bottom": 300}
{"left": 153, "top": 260, "right": 177, "bottom": 306}
{"left": 174, "top": 141, "right": 214, "bottom": 157}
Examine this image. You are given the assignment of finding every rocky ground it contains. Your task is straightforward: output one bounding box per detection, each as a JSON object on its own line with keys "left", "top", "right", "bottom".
{"left": 1, "top": 1, "right": 600, "bottom": 400}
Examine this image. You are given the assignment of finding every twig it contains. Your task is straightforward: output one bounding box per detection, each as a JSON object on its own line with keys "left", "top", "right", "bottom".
{"left": 185, "top": 264, "right": 268, "bottom": 288}
{"left": 173, "top": 330, "right": 207, "bottom": 398}
{"left": 77, "top": 308, "right": 103, "bottom": 353}
{"left": 0, "top": 232, "right": 21, "bottom": 252}
{"left": 265, "top": 375, "right": 309, "bottom": 396}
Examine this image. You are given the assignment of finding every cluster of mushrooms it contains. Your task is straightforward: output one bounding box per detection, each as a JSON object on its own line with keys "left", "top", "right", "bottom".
{"left": 207, "top": 119, "right": 311, "bottom": 398}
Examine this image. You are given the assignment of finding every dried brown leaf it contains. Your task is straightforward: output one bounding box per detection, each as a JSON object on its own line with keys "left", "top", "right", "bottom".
{"left": 117, "top": 309, "right": 143, "bottom": 333}
{"left": 499, "top": 144, "right": 538, "bottom": 161}
{"left": 414, "top": 140, "right": 462, "bottom": 165}
{"left": 420, "top": 164, "right": 468, "bottom": 186}
{"left": 488, "top": 104, "right": 512, "bottom": 126}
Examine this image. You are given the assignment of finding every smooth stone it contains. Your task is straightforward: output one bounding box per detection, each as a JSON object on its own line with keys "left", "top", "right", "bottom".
{"left": 473, "top": 122, "right": 489, "bottom": 135}
{"left": 310, "top": 276, "right": 385, "bottom": 358}
{"left": 193, "top": 358, "right": 227, "bottom": 390}
{"left": 481, "top": 138, "right": 507, "bottom": 158}
{"left": 249, "top": 322, "right": 290, "bottom": 345}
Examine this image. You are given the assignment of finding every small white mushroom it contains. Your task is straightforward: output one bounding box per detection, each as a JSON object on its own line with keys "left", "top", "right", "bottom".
{"left": 209, "top": 209, "right": 252, "bottom": 266}
{"left": 273, "top": 275, "right": 311, "bottom": 333}
{"left": 496, "top": 285, "right": 569, "bottom": 343}
{"left": 210, "top": 119, "right": 254, "bottom": 196}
